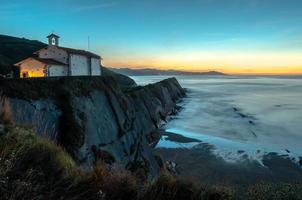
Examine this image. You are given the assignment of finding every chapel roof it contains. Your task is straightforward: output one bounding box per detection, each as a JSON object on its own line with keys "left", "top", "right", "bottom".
{"left": 58, "top": 46, "right": 101, "bottom": 59}
{"left": 15, "top": 57, "right": 67, "bottom": 66}
{"left": 33, "top": 57, "right": 67, "bottom": 65}
{"left": 47, "top": 33, "right": 60, "bottom": 38}
{"left": 35, "top": 45, "right": 101, "bottom": 59}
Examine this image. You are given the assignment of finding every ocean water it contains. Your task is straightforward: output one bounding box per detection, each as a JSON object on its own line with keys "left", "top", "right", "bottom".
{"left": 132, "top": 75, "right": 302, "bottom": 163}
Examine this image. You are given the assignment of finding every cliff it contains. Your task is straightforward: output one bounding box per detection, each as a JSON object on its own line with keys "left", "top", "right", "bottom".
{"left": 0, "top": 76, "right": 185, "bottom": 176}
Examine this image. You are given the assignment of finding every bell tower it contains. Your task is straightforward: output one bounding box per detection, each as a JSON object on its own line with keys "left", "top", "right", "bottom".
{"left": 47, "top": 33, "right": 60, "bottom": 46}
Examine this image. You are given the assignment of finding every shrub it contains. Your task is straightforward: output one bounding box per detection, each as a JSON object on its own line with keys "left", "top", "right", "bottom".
{"left": 127, "top": 159, "right": 150, "bottom": 182}
{"left": 0, "top": 125, "right": 77, "bottom": 199}
{"left": 91, "top": 145, "right": 116, "bottom": 165}
{"left": 93, "top": 165, "right": 139, "bottom": 200}
{"left": 142, "top": 175, "right": 236, "bottom": 200}
{"left": 198, "top": 186, "right": 235, "bottom": 200}
{"left": 0, "top": 125, "right": 139, "bottom": 200}
{"left": 142, "top": 175, "right": 198, "bottom": 200}
{"left": 247, "top": 182, "right": 302, "bottom": 200}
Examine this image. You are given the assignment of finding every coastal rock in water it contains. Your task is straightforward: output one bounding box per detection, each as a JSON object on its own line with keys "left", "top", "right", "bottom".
{"left": 0, "top": 76, "right": 185, "bottom": 176}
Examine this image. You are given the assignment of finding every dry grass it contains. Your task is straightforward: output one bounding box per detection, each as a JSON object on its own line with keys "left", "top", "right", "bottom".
{"left": 1, "top": 124, "right": 302, "bottom": 200}
{"left": 0, "top": 125, "right": 77, "bottom": 199}
{"left": 247, "top": 182, "right": 302, "bottom": 200}
{"left": 142, "top": 175, "right": 235, "bottom": 200}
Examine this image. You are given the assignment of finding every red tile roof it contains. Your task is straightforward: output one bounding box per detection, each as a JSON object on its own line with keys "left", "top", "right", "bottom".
{"left": 15, "top": 57, "right": 67, "bottom": 66}
{"left": 32, "top": 57, "right": 67, "bottom": 65}
{"left": 30, "top": 57, "right": 67, "bottom": 66}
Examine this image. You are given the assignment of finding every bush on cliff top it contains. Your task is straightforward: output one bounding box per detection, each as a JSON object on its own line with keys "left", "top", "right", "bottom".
{"left": 102, "top": 67, "right": 137, "bottom": 89}
{"left": 0, "top": 75, "right": 135, "bottom": 100}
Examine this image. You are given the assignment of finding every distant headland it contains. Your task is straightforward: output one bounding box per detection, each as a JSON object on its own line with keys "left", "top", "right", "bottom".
{"left": 108, "top": 67, "right": 226, "bottom": 76}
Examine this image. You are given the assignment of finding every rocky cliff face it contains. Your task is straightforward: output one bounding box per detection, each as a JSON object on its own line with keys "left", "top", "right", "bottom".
{"left": 0, "top": 76, "right": 185, "bottom": 176}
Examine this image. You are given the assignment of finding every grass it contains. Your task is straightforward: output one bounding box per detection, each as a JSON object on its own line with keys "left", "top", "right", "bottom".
{"left": 0, "top": 74, "right": 135, "bottom": 100}
{"left": 0, "top": 76, "right": 119, "bottom": 99}
{"left": 247, "top": 182, "right": 302, "bottom": 200}
{"left": 0, "top": 124, "right": 141, "bottom": 199}
{"left": 142, "top": 176, "right": 234, "bottom": 200}
{"left": 1, "top": 124, "right": 302, "bottom": 200}
{"left": 0, "top": 124, "right": 77, "bottom": 199}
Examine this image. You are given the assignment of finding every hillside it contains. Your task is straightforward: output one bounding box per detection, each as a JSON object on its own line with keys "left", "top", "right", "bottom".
{"left": 0, "top": 35, "right": 47, "bottom": 75}
{"left": 108, "top": 67, "right": 226, "bottom": 76}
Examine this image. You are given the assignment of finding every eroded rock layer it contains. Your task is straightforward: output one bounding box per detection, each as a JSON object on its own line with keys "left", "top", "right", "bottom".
{"left": 0, "top": 76, "right": 185, "bottom": 176}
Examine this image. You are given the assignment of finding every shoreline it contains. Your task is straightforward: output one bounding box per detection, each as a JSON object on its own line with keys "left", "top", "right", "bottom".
{"left": 154, "top": 129, "right": 302, "bottom": 186}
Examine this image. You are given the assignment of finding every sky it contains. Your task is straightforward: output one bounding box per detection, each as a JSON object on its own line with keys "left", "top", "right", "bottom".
{"left": 1, "top": 0, "right": 302, "bottom": 74}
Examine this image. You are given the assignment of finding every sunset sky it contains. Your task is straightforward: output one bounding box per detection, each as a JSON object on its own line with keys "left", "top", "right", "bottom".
{"left": 1, "top": 0, "right": 302, "bottom": 74}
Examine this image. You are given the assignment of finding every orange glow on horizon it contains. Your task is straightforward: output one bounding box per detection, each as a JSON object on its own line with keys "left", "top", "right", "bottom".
{"left": 103, "top": 51, "right": 302, "bottom": 75}
{"left": 106, "top": 64, "right": 302, "bottom": 75}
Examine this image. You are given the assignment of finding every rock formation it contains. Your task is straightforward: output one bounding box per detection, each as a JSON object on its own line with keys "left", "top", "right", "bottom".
{"left": 0, "top": 76, "right": 185, "bottom": 176}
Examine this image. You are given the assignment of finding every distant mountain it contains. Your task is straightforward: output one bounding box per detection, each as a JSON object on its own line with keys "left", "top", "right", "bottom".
{"left": 107, "top": 67, "right": 226, "bottom": 76}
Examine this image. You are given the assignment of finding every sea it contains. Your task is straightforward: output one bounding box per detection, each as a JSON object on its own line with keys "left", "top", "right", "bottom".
{"left": 131, "top": 75, "right": 302, "bottom": 164}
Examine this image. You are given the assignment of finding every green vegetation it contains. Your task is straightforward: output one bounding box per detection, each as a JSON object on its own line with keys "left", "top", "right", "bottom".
{"left": 1, "top": 123, "right": 302, "bottom": 200}
{"left": 0, "top": 76, "right": 128, "bottom": 100}
{"left": 102, "top": 67, "right": 137, "bottom": 88}
{"left": 0, "top": 124, "right": 77, "bottom": 199}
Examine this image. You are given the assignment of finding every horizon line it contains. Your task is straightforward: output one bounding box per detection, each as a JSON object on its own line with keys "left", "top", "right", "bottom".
{"left": 107, "top": 66, "right": 302, "bottom": 76}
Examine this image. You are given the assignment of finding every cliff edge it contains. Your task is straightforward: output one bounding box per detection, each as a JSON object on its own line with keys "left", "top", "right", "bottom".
{"left": 0, "top": 76, "right": 185, "bottom": 176}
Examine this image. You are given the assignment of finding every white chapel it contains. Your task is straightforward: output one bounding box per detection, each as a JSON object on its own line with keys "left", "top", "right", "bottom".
{"left": 15, "top": 34, "right": 102, "bottom": 78}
